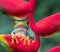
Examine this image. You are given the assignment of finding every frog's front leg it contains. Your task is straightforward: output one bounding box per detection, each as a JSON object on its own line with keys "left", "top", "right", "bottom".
{"left": 11, "top": 19, "right": 29, "bottom": 44}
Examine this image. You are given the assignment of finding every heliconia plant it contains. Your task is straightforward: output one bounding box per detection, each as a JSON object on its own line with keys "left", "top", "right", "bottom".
{"left": 46, "top": 46, "right": 60, "bottom": 52}
{"left": 0, "top": 0, "right": 39, "bottom": 52}
{"left": 0, "top": 34, "right": 40, "bottom": 52}
{"left": 0, "top": 0, "right": 36, "bottom": 18}
{"left": 0, "top": 0, "right": 60, "bottom": 52}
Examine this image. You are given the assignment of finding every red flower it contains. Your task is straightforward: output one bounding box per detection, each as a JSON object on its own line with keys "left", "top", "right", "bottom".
{"left": 35, "top": 13, "right": 60, "bottom": 37}
{"left": 0, "top": 0, "right": 36, "bottom": 18}
{"left": 28, "top": 12, "right": 60, "bottom": 38}
{"left": 46, "top": 46, "right": 60, "bottom": 52}
{"left": 28, "top": 12, "right": 60, "bottom": 52}
{"left": 0, "top": 0, "right": 60, "bottom": 52}
{"left": 0, "top": 34, "right": 40, "bottom": 52}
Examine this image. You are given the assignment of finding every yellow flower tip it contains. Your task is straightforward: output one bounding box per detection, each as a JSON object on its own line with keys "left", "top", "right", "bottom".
{"left": 12, "top": 38, "right": 14, "bottom": 44}
{"left": 23, "top": 37, "right": 27, "bottom": 46}
{"left": 0, "top": 35, "right": 6, "bottom": 42}
{"left": 28, "top": 41, "right": 30, "bottom": 45}
{"left": 23, "top": 40, "right": 26, "bottom": 46}
{"left": 32, "top": 40, "right": 35, "bottom": 43}
{"left": 14, "top": 35, "right": 19, "bottom": 44}
{"left": 23, "top": 36, "right": 35, "bottom": 45}
{"left": 0, "top": 34, "right": 13, "bottom": 51}
{"left": 20, "top": 38, "right": 24, "bottom": 41}
{"left": 11, "top": 35, "right": 19, "bottom": 44}
{"left": 15, "top": 39, "right": 19, "bottom": 44}
{"left": 20, "top": 36, "right": 25, "bottom": 41}
{"left": 27, "top": 39, "right": 31, "bottom": 45}
{"left": 11, "top": 34, "right": 35, "bottom": 46}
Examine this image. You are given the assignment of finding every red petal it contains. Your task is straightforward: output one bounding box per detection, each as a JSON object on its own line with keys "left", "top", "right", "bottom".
{"left": 36, "top": 13, "right": 60, "bottom": 37}
{"left": 0, "top": 0, "right": 31, "bottom": 18}
{"left": 46, "top": 46, "right": 60, "bottom": 52}
{"left": 4, "top": 34, "right": 37, "bottom": 52}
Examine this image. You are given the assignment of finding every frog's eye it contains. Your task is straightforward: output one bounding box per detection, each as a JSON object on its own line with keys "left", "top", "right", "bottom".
{"left": 13, "top": 32, "right": 15, "bottom": 34}
{"left": 11, "top": 30, "right": 15, "bottom": 36}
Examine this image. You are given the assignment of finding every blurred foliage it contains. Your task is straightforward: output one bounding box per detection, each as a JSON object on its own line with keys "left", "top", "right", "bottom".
{"left": 0, "top": 0, "right": 60, "bottom": 52}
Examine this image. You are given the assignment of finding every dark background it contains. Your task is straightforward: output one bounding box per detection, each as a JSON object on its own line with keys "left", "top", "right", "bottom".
{"left": 0, "top": 0, "right": 60, "bottom": 52}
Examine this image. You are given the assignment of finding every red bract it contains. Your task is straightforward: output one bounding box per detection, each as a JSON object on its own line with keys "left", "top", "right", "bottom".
{"left": 0, "top": 34, "right": 40, "bottom": 52}
{"left": 46, "top": 46, "right": 60, "bottom": 52}
{"left": 0, "top": 0, "right": 36, "bottom": 18}
{"left": 35, "top": 13, "right": 60, "bottom": 37}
